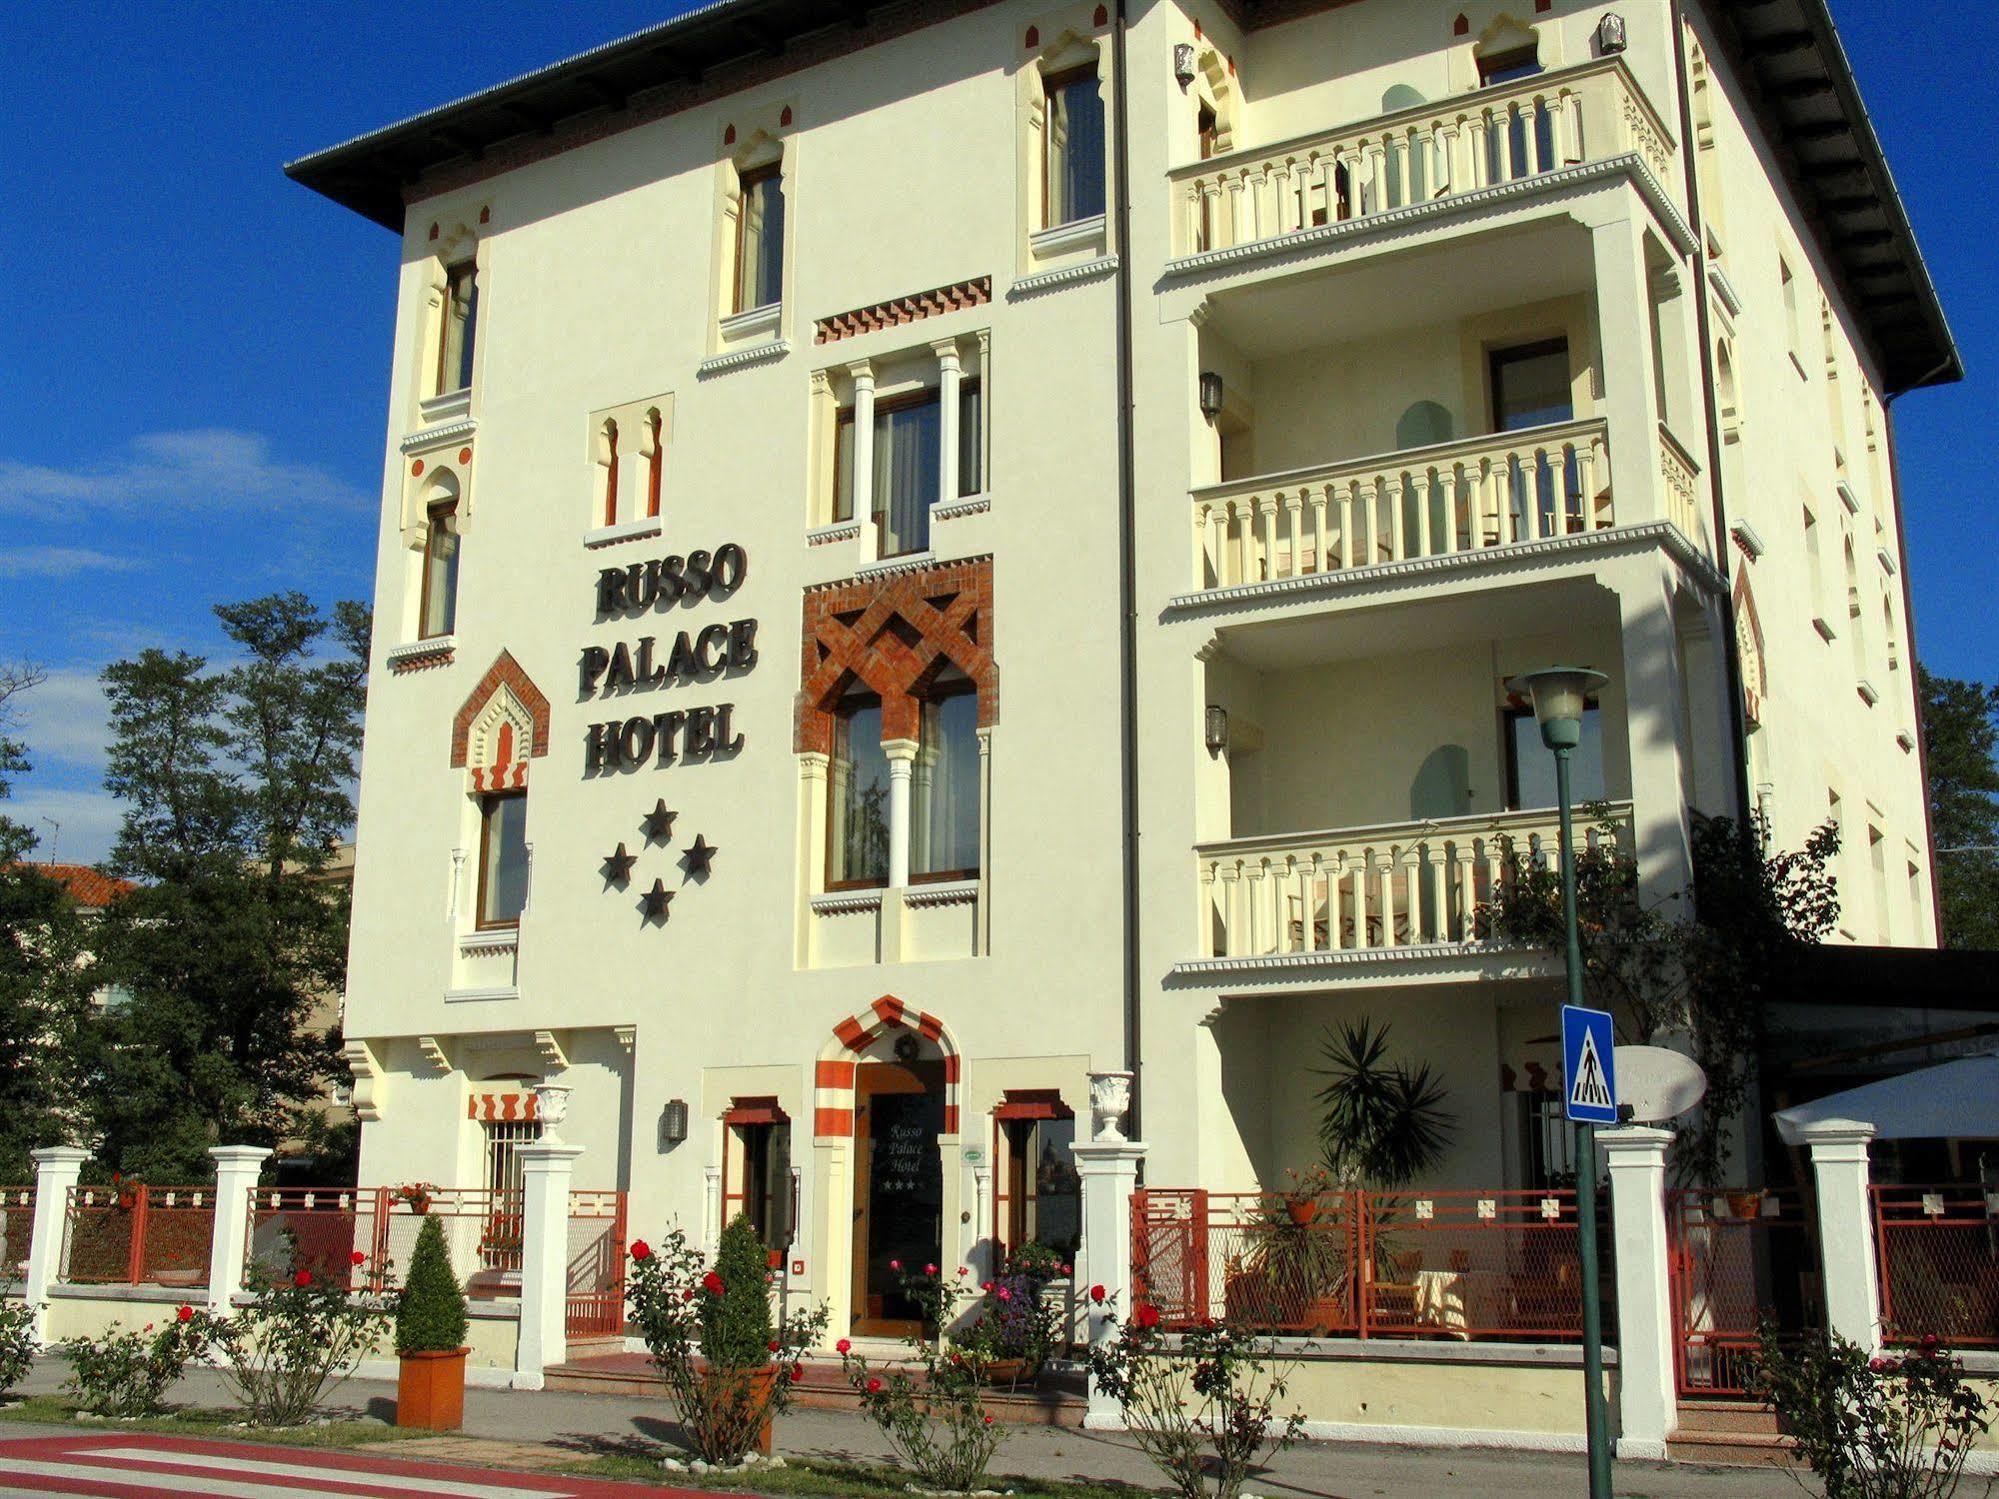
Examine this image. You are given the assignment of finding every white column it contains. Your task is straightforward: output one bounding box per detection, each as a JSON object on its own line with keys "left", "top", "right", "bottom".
{"left": 850, "top": 362, "right": 877, "bottom": 558}
{"left": 933, "top": 339, "right": 962, "bottom": 511}
{"left": 513, "top": 1139, "right": 583, "bottom": 1390}
{"left": 702, "top": 1164, "right": 723, "bottom": 1255}
{"left": 1601, "top": 1126, "right": 1676, "bottom": 1460}
{"left": 205, "top": 1145, "right": 271, "bottom": 1318}
{"left": 25, "top": 1146, "right": 87, "bottom": 1343}
{"left": 1075, "top": 1072, "right": 1145, "bottom": 1430}
{"left": 884, "top": 738, "right": 919, "bottom": 889}
{"left": 1586, "top": 212, "right": 1665, "bottom": 523}
{"left": 1800, "top": 1119, "right": 1881, "bottom": 1353}
{"left": 975, "top": 727, "right": 993, "bottom": 957}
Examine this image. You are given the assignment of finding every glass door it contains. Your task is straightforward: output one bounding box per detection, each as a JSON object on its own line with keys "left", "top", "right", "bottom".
{"left": 851, "top": 1060, "right": 944, "bottom": 1334}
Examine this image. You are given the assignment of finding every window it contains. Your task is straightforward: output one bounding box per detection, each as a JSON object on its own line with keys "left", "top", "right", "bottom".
{"left": 995, "top": 1101, "right": 1079, "bottom": 1259}
{"left": 1504, "top": 702, "right": 1605, "bottom": 810}
{"left": 828, "top": 692, "right": 890, "bottom": 888}
{"left": 728, "top": 1112, "right": 794, "bottom": 1253}
{"left": 1780, "top": 257, "right": 1801, "bottom": 368}
{"left": 601, "top": 419, "right": 621, "bottom": 527}
{"left": 957, "top": 378, "right": 984, "bottom": 499}
{"left": 1478, "top": 45, "right": 1542, "bottom": 85}
{"left": 419, "top": 498, "right": 459, "bottom": 639}
{"left": 437, "top": 261, "right": 479, "bottom": 394}
{"left": 1043, "top": 66, "right": 1105, "bottom": 227}
{"left": 1804, "top": 507, "right": 1828, "bottom": 629}
{"left": 911, "top": 671, "right": 980, "bottom": 881}
{"left": 1869, "top": 826, "right": 1889, "bottom": 942}
{"left": 734, "top": 163, "right": 785, "bottom": 313}
{"left": 833, "top": 381, "right": 984, "bottom": 553}
{"left": 481, "top": 1115, "right": 538, "bottom": 1271}
{"left": 477, "top": 791, "right": 529, "bottom": 928}
{"left": 1196, "top": 101, "right": 1218, "bottom": 160}
{"left": 644, "top": 409, "right": 664, "bottom": 519}
{"left": 1490, "top": 339, "right": 1572, "bottom": 431}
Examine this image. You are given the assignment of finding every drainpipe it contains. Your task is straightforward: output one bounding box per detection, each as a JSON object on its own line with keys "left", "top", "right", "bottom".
{"left": 1669, "top": 0, "right": 1753, "bottom": 831}
{"left": 1111, "top": 0, "right": 1142, "bottom": 1141}
{"left": 1884, "top": 357, "right": 1956, "bottom": 946}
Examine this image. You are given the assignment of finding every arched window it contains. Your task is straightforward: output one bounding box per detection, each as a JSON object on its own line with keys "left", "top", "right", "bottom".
{"left": 1381, "top": 83, "right": 1426, "bottom": 113}
{"left": 1882, "top": 593, "right": 1901, "bottom": 680}
{"left": 910, "top": 664, "right": 980, "bottom": 881}
{"left": 1042, "top": 51, "right": 1105, "bottom": 228}
{"left": 733, "top": 149, "right": 785, "bottom": 313}
{"left": 644, "top": 408, "right": 664, "bottom": 519}
{"left": 1843, "top": 537, "right": 1867, "bottom": 679}
{"left": 600, "top": 419, "right": 620, "bottom": 527}
{"left": 828, "top": 685, "right": 889, "bottom": 890}
{"left": 1395, "top": 400, "right": 1453, "bottom": 450}
{"left": 1715, "top": 339, "right": 1740, "bottom": 435}
{"left": 436, "top": 259, "right": 479, "bottom": 395}
{"left": 418, "top": 473, "right": 460, "bottom": 640}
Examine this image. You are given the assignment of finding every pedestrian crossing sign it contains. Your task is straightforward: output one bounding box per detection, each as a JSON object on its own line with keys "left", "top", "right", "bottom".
{"left": 1562, "top": 1004, "right": 1618, "bottom": 1125}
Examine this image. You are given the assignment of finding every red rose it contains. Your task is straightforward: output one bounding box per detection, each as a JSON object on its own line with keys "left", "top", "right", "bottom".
{"left": 924, "top": 1263, "right": 937, "bottom": 1276}
{"left": 1089, "top": 1284, "right": 1107, "bottom": 1304}
{"left": 630, "top": 1240, "right": 652, "bottom": 1261}
{"left": 349, "top": 1251, "right": 367, "bottom": 1267}
{"left": 768, "top": 1340, "right": 780, "bottom": 1353}
{"left": 889, "top": 1259, "right": 901, "bottom": 1272}
{"left": 294, "top": 1270, "right": 313, "bottom": 1287}
{"left": 789, "top": 1366, "right": 803, "bottom": 1384}
{"left": 176, "top": 1306, "right": 194, "bottom": 1323}
{"left": 681, "top": 1289, "right": 695, "bottom": 1302}
{"left": 982, "top": 1414, "right": 994, "bottom": 1426}
{"left": 836, "top": 1338, "right": 852, "bottom": 1355}
{"left": 1060, "top": 1263, "right": 1073, "bottom": 1276}
{"left": 867, "top": 1377, "right": 882, "bottom": 1394}
{"left": 701, "top": 1271, "right": 725, "bottom": 1296}
{"left": 1135, "top": 1303, "right": 1161, "bottom": 1329}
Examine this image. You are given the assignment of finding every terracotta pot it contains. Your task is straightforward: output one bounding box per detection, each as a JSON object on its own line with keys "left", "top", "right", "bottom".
{"left": 396, "top": 1347, "right": 468, "bottom": 1430}
{"left": 700, "top": 1363, "right": 776, "bottom": 1455}
{"left": 1286, "top": 1198, "right": 1320, "bottom": 1226}
{"left": 1727, "top": 1191, "right": 1766, "bottom": 1221}
{"left": 980, "top": 1357, "right": 1032, "bottom": 1388}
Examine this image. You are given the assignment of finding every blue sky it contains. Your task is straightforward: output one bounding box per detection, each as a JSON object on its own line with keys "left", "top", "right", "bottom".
{"left": 1, "top": 2, "right": 1993, "bottom": 865}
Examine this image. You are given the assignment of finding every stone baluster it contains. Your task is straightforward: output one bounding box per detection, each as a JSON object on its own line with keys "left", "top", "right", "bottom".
{"left": 885, "top": 739, "right": 918, "bottom": 889}
{"left": 1282, "top": 489, "right": 1304, "bottom": 577}
{"left": 1547, "top": 90, "right": 1571, "bottom": 168}
{"left": 1308, "top": 484, "right": 1328, "bottom": 572}
{"left": 1254, "top": 495, "right": 1276, "bottom": 581}
{"left": 1219, "top": 864, "right": 1243, "bottom": 957}
{"left": 1233, "top": 500, "right": 1253, "bottom": 585}
{"left": 1427, "top": 846, "right": 1448, "bottom": 945}
{"left": 934, "top": 338, "right": 962, "bottom": 514}
{"left": 1469, "top": 117, "right": 1490, "bottom": 188}
{"left": 1327, "top": 854, "right": 1345, "bottom": 951}
{"left": 1336, "top": 483, "right": 1355, "bottom": 569}
{"left": 1387, "top": 474, "right": 1406, "bottom": 561}
{"left": 1413, "top": 469, "right": 1432, "bottom": 557}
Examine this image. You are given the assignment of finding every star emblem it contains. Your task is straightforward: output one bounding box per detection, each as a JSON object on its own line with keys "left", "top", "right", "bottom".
{"left": 681, "top": 834, "right": 718, "bottom": 878}
{"left": 641, "top": 799, "right": 677, "bottom": 845}
{"left": 601, "top": 842, "right": 637, "bottom": 885}
{"left": 640, "top": 878, "right": 675, "bottom": 923}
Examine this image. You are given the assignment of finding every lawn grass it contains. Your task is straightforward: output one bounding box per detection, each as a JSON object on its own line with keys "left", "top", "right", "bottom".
{"left": 556, "top": 1450, "right": 1141, "bottom": 1497}
{"left": 0, "top": 1394, "right": 424, "bottom": 1449}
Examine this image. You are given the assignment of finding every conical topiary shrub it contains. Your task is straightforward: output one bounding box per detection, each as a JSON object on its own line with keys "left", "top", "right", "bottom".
{"left": 701, "top": 1214, "right": 774, "bottom": 1371}
{"left": 396, "top": 1216, "right": 469, "bottom": 1355}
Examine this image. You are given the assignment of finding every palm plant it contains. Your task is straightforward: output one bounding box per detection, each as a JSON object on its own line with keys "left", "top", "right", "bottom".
{"left": 1311, "top": 1019, "right": 1454, "bottom": 1189}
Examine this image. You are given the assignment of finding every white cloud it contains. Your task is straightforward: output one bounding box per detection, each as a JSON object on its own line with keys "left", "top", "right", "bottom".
{"left": 0, "top": 546, "right": 142, "bottom": 578}
{"left": 2, "top": 785, "right": 122, "bottom": 867}
{"left": 11, "top": 668, "right": 113, "bottom": 772}
{"left": 0, "top": 428, "right": 370, "bottom": 517}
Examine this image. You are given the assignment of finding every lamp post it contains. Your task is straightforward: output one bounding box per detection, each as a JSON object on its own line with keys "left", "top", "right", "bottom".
{"left": 1509, "top": 665, "right": 1613, "bottom": 1499}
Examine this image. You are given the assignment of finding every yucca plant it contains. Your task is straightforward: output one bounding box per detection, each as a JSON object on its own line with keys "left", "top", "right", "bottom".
{"left": 1311, "top": 1018, "right": 1454, "bottom": 1189}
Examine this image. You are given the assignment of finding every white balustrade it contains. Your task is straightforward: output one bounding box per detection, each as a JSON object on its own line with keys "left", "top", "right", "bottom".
{"left": 1657, "top": 425, "right": 1704, "bottom": 546}
{"left": 1193, "top": 419, "right": 1609, "bottom": 591}
{"left": 1196, "top": 804, "right": 1632, "bottom": 960}
{"left": 1173, "top": 58, "right": 1675, "bottom": 258}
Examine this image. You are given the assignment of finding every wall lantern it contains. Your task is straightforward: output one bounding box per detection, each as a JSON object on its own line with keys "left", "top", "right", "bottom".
{"left": 1594, "top": 13, "right": 1627, "bottom": 54}
{"left": 1204, "top": 704, "right": 1230, "bottom": 755}
{"left": 660, "top": 1098, "right": 689, "bottom": 1147}
{"left": 1198, "top": 371, "right": 1225, "bottom": 419}
{"left": 1173, "top": 43, "right": 1198, "bottom": 88}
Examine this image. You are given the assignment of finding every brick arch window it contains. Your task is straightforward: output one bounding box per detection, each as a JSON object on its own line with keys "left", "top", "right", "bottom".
{"left": 813, "top": 995, "right": 962, "bottom": 1143}
{"left": 453, "top": 654, "right": 552, "bottom": 929}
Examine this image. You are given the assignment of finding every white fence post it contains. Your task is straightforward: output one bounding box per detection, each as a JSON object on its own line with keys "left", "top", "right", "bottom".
{"left": 514, "top": 1140, "right": 582, "bottom": 1390}
{"left": 205, "top": 1146, "right": 271, "bottom": 1317}
{"left": 1799, "top": 1119, "right": 1881, "bottom": 1352}
{"left": 25, "top": 1147, "right": 88, "bottom": 1343}
{"left": 1073, "top": 1072, "right": 1145, "bottom": 1431}
{"left": 1600, "top": 1125, "right": 1676, "bottom": 1459}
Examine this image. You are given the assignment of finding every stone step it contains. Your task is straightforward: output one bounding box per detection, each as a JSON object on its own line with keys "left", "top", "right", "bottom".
{"left": 1667, "top": 1428, "right": 1799, "bottom": 1469}
{"left": 1675, "top": 1400, "right": 1782, "bottom": 1435}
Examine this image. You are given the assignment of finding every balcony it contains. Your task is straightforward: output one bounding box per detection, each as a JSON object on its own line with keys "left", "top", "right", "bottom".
{"left": 1168, "top": 57, "right": 1676, "bottom": 266}
{"left": 1194, "top": 805, "right": 1631, "bottom": 966}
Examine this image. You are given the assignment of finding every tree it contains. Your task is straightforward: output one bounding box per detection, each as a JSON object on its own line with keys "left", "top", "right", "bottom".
{"left": 93, "top": 594, "right": 369, "bottom": 1180}
{"left": 1918, "top": 664, "right": 1999, "bottom": 950}
{"left": 1484, "top": 811, "right": 1839, "bottom": 1184}
{"left": 1311, "top": 1018, "right": 1454, "bottom": 1189}
{"left": 0, "top": 662, "right": 101, "bottom": 1178}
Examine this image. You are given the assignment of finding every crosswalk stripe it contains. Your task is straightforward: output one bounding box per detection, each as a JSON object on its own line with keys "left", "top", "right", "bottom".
{"left": 3, "top": 1458, "right": 536, "bottom": 1499}
{"left": 84, "top": 1447, "right": 577, "bottom": 1498}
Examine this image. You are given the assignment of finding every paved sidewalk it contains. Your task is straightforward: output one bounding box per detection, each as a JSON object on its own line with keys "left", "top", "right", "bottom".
{"left": 9, "top": 1360, "right": 1798, "bottom": 1497}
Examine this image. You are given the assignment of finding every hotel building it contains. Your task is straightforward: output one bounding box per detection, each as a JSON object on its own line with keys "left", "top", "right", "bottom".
{"left": 290, "top": 0, "right": 1955, "bottom": 1352}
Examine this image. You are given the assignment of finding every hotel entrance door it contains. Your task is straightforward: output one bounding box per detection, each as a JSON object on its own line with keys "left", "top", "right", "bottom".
{"left": 851, "top": 1059, "right": 944, "bottom": 1335}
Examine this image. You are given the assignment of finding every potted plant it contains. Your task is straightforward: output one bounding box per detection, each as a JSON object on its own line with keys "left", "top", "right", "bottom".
{"left": 954, "top": 1247, "right": 1066, "bottom": 1386}
{"left": 1726, "top": 1189, "right": 1767, "bottom": 1221}
{"left": 394, "top": 1215, "right": 469, "bottom": 1429}
{"left": 392, "top": 1182, "right": 437, "bottom": 1215}
{"left": 702, "top": 1215, "right": 783, "bottom": 1454}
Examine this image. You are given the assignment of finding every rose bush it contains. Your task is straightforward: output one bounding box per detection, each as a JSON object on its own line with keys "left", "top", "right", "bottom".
{"left": 209, "top": 1233, "right": 386, "bottom": 1426}
{"left": 0, "top": 1300, "right": 38, "bottom": 1398}
{"left": 60, "top": 1309, "right": 220, "bottom": 1417}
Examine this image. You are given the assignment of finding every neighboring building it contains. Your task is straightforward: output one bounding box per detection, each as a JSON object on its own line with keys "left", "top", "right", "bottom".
{"left": 289, "top": 0, "right": 1955, "bottom": 1340}
{"left": 28, "top": 861, "right": 138, "bottom": 1011}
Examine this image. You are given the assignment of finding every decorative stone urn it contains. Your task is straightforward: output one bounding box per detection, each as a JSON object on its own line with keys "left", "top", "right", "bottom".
{"left": 1089, "top": 1071, "right": 1133, "bottom": 1142}
{"left": 533, "top": 1083, "right": 572, "bottom": 1143}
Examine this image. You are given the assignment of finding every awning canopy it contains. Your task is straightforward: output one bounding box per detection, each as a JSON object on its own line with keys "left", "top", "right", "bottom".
{"left": 1772, "top": 1052, "right": 1999, "bottom": 1145}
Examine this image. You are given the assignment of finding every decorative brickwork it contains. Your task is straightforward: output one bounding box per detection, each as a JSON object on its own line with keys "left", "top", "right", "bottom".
{"left": 450, "top": 651, "right": 552, "bottom": 768}
{"left": 814, "top": 277, "right": 993, "bottom": 345}
{"left": 796, "top": 558, "right": 996, "bottom": 754}
{"left": 813, "top": 996, "right": 962, "bottom": 1142}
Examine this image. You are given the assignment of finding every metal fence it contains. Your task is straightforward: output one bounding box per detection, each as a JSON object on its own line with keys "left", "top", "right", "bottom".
{"left": 1873, "top": 1184, "right": 1999, "bottom": 1348}
{"left": 246, "top": 1187, "right": 383, "bottom": 1289}
{"left": 62, "top": 1185, "right": 215, "bottom": 1288}
{"left": 0, "top": 1187, "right": 32, "bottom": 1287}
{"left": 1670, "top": 1187, "right": 1821, "bottom": 1397}
{"left": 1132, "top": 1187, "right": 1603, "bottom": 1342}
{"left": 566, "top": 1189, "right": 628, "bottom": 1338}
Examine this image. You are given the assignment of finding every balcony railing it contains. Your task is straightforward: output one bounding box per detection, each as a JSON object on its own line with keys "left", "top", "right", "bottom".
{"left": 1193, "top": 418, "right": 1609, "bottom": 593}
{"left": 1196, "top": 804, "right": 1631, "bottom": 961}
{"left": 1171, "top": 57, "right": 1674, "bottom": 259}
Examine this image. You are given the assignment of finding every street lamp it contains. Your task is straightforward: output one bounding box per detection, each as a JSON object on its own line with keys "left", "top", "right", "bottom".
{"left": 1508, "top": 665, "right": 1613, "bottom": 1499}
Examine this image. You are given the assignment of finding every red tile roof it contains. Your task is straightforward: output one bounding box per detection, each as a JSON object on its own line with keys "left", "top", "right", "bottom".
{"left": 13, "top": 862, "right": 138, "bottom": 909}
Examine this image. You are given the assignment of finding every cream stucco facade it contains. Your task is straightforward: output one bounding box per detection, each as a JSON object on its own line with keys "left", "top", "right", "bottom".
{"left": 294, "top": 0, "right": 1954, "bottom": 1346}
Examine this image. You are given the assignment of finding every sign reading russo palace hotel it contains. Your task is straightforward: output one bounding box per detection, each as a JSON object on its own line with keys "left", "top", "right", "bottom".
{"left": 293, "top": 0, "right": 1952, "bottom": 1352}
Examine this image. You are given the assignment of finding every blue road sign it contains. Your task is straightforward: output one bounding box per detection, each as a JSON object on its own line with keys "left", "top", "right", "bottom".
{"left": 1562, "top": 1005, "right": 1618, "bottom": 1125}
